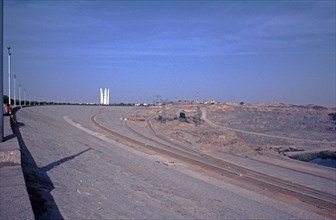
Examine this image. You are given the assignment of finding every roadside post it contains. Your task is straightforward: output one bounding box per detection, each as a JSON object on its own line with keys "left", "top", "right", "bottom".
{"left": 0, "top": 0, "right": 4, "bottom": 142}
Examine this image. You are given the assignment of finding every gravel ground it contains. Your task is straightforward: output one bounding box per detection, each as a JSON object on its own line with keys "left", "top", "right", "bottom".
{"left": 15, "top": 105, "right": 330, "bottom": 219}
{"left": 206, "top": 104, "right": 336, "bottom": 145}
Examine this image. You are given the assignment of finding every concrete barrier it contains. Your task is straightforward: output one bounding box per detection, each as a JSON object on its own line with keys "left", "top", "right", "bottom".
{"left": 0, "top": 110, "right": 34, "bottom": 220}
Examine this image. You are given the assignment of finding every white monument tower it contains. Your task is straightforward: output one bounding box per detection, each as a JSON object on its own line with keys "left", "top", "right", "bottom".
{"left": 100, "top": 88, "right": 104, "bottom": 104}
{"left": 100, "top": 88, "right": 110, "bottom": 105}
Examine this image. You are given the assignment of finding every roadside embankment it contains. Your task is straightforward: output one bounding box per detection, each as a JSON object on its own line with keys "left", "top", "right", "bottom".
{"left": 0, "top": 107, "right": 34, "bottom": 220}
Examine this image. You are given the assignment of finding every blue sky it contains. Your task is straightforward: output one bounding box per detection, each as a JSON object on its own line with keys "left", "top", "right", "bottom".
{"left": 3, "top": 0, "right": 336, "bottom": 106}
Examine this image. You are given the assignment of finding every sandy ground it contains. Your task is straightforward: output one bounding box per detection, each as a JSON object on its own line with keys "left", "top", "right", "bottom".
{"left": 149, "top": 103, "right": 335, "bottom": 157}
{"left": 15, "top": 105, "right": 333, "bottom": 219}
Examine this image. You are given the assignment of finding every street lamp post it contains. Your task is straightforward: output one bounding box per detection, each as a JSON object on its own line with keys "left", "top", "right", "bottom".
{"left": 1, "top": 2, "right": 4, "bottom": 142}
{"left": 19, "top": 84, "right": 21, "bottom": 106}
{"left": 7, "top": 47, "right": 11, "bottom": 105}
{"left": 13, "top": 74, "right": 16, "bottom": 106}
{"left": 23, "top": 89, "right": 26, "bottom": 106}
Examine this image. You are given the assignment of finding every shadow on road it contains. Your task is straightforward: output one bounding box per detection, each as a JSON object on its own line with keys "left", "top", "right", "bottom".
{"left": 3, "top": 133, "right": 16, "bottom": 141}
{"left": 41, "top": 148, "right": 90, "bottom": 173}
{"left": 11, "top": 108, "right": 91, "bottom": 220}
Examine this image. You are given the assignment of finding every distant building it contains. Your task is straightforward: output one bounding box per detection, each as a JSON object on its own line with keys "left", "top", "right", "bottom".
{"left": 134, "top": 103, "right": 149, "bottom": 107}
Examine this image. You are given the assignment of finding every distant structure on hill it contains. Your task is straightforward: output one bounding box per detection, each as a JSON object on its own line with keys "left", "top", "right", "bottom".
{"left": 100, "top": 88, "right": 110, "bottom": 105}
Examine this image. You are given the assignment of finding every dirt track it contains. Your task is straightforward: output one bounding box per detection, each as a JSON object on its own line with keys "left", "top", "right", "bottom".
{"left": 15, "top": 105, "right": 335, "bottom": 219}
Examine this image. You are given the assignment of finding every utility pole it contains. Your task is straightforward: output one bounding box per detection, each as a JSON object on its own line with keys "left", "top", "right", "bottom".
{"left": 7, "top": 47, "right": 11, "bottom": 105}
{"left": 162, "top": 102, "right": 166, "bottom": 123}
{"left": 154, "top": 95, "right": 160, "bottom": 106}
{"left": 195, "top": 105, "right": 201, "bottom": 126}
{"left": 160, "top": 98, "right": 168, "bottom": 123}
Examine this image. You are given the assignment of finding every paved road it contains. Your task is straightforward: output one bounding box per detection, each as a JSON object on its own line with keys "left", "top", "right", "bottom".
{"left": 15, "top": 106, "right": 329, "bottom": 219}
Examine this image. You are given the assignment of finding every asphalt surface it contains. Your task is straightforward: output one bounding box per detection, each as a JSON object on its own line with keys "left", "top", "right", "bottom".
{"left": 0, "top": 108, "right": 34, "bottom": 220}
{"left": 13, "top": 105, "right": 330, "bottom": 219}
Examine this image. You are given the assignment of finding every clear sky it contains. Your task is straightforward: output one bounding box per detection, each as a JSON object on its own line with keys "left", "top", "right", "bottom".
{"left": 3, "top": 0, "right": 336, "bottom": 106}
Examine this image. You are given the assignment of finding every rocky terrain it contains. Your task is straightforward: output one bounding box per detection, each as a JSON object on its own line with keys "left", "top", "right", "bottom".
{"left": 148, "top": 103, "right": 336, "bottom": 158}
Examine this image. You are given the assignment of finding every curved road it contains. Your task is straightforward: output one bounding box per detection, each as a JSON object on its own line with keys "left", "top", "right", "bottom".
{"left": 14, "top": 106, "right": 333, "bottom": 219}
